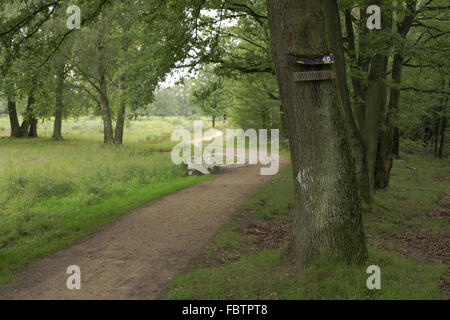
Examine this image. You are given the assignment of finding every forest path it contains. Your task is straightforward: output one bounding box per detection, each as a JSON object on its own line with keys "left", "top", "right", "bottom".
{"left": 0, "top": 157, "right": 289, "bottom": 300}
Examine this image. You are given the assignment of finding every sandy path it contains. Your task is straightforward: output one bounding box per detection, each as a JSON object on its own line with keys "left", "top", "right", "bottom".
{"left": 0, "top": 157, "right": 289, "bottom": 300}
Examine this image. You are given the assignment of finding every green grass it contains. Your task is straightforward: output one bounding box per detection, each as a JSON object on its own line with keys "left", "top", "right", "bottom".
{"left": 0, "top": 117, "right": 214, "bottom": 287}
{"left": 368, "top": 153, "right": 449, "bottom": 234}
{"left": 167, "top": 247, "right": 446, "bottom": 300}
{"left": 240, "top": 169, "right": 293, "bottom": 221}
{"left": 165, "top": 153, "right": 449, "bottom": 300}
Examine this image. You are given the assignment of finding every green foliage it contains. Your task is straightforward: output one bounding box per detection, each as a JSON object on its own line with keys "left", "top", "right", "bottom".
{"left": 149, "top": 81, "right": 199, "bottom": 117}
{"left": 191, "top": 66, "right": 228, "bottom": 121}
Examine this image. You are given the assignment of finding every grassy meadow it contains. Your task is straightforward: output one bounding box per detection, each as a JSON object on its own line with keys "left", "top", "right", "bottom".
{"left": 0, "top": 116, "right": 215, "bottom": 286}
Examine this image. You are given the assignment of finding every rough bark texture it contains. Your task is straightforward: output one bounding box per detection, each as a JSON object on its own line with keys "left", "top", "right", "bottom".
{"left": 267, "top": 0, "right": 368, "bottom": 265}
{"left": 7, "top": 96, "right": 21, "bottom": 138}
{"left": 53, "top": 56, "right": 66, "bottom": 141}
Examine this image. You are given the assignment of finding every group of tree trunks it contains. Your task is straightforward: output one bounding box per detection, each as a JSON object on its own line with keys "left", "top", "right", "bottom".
{"left": 6, "top": 13, "right": 129, "bottom": 146}
{"left": 267, "top": 0, "right": 368, "bottom": 265}
{"left": 7, "top": 94, "right": 38, "bottom": 139}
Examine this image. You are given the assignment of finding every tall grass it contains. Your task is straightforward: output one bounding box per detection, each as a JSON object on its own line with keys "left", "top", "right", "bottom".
{"left": 0, "top": 117, "right": 213, "bottom": 286}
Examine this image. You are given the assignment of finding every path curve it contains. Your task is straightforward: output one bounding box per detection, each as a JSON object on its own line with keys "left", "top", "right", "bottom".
{"left": 0, "top": 157, "right": 289, "bottom": 300}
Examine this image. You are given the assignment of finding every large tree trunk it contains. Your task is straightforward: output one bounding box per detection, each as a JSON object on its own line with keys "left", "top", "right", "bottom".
{"left": 267, "top": 0, "right": 367, "bottom": 265}
{"left": 97, "top": 13, "right": 114, "bottom": 144}
{"left": 7, "top": 96, "right": 21, "bottom": 138}
{"left": 279, "top": 104, "right": 287, "bottom": 138}
{"left": 53, "top": 56, "right": 66, "bottom": 141}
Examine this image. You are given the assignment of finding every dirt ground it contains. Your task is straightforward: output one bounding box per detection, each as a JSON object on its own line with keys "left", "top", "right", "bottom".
{"left": 0, "top": 157, "right": 289, "bottom": 300}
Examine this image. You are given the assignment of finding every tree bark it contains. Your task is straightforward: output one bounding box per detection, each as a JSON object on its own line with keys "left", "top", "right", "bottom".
{"left": 433, "top": 117, "right": 440, "bottom": 157}
{"left": 53, "top": 56, "right": 66, "bottom": 141}
{"left": 97, "top": 13, "right": 114, "bottom": 144}
{"left": 393, "top": 127, "right": 400, "bottom": 158}
{"left": 375, "top": 52, "right": 403, "bottom": 189}
{"left": 375, "top": 1, "right": 416, "bottom": 187}
{"left": 363, "top": 1, "right": 392, "bottom": 192}
{"left": 7, "top": 96, "right": 21, "bottom": 138}
{"left": 29, "top": 115, "right": 38, "bottom": 138}
{"left": 279, "top": 104, "right": 287, "bottom": 138}
{"left": 114, "top": 22, "right": 131, "bottom": 146}
{"left": 438, "top": 116, "right": 446, "bottom": 158}
{"left": 364, "top": 53, "right": 389, "bottom": 192}
{"left": 114, "top": 101, "right": 126, "bottom": 145}
{"left": 326, "top": 3, "right": 370, "bottom": 202}
{"left": 19, "top": 95, "right": 37, "bottom": 137}
{"left": 267, "top": 0, "right": 367, "bottom": 265}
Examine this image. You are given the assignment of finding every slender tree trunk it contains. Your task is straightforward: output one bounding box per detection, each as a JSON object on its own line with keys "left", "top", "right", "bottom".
{"left": 393, "top": 127, "right": 400, "bottom": 157}
{"left": 438, "top": 116, "right": 446, "bottom": 158}
{"left": 344, "top": 8, "right": 369, "bottom": 131}
{"left": 97, "top": 13, "right": 114, "bottom": 144}
{"left": 114, "top": 22, "right": 131, "bottom": 146}
{"left": 375, "top": 2, "right": 415, "bottom": 186}
{"left": 7, "top": 96, "right": 21, "bottom": 138}
{"left": 375, "top": 53, "right": 403, "bottom": 189}
{"left": 344, "top": 8, "right": 372, "bottom": 201}
{"left": 364, "top": 53, "right": 389, "bottom": 192}
{"left": 212, "top": 115, "right": 216, "bottom": 128}
{"left": 114, "top": 102, "right": 126, "bottom": 145}
{"left": 433, "top": 116, "right": 440, "bottom": 157}
{"left": 327, "top": 4, "right": 370, "bottom": 202}
{"left": 267, "top": 0, "right": 367, "bottom": 265}
{"left": 29, "top": 114, "right": 38, "bottom": 138}
{"left": 19, "top": 95, "right": 37, "bottom": 137}
{"left": 53, "top": 56, "right": 66, "bottom": 141}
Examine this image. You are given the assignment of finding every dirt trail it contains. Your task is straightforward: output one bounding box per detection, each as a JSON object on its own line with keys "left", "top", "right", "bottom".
{"left": 0, "top": 157, "right": 289, "bottom": 300}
